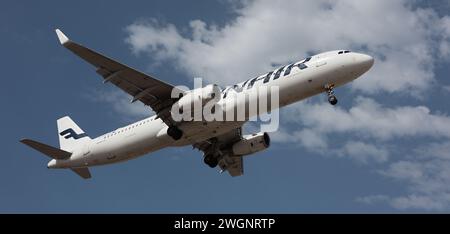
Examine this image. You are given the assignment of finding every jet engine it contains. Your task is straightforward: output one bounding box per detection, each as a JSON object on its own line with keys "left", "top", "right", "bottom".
{"left": 232, "top": 132, "right": 270, "bottom": 156}
{"left": 175, "top": 84, "right": 221, "bottom": 113}
{"left": 167, "top": 84, "right": 221, "bottom": 141}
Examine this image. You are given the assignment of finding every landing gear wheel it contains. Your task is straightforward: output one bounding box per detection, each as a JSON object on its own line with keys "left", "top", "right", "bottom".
{"left": 204, "top": 156, "right": 218, "bottom": 168}
{"left": 328, "top": 95, "right": 338, "bottom": 105}
{"left": 167, "top": 126, "right": 183, "bottom": 140}
{"left": 325, "top": 84, "right": 338, "bottom": 106}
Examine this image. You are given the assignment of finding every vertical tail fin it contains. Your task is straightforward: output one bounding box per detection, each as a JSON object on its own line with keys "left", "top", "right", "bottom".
{"left": 57, "top": 116, "right": 91, "bottom": 151}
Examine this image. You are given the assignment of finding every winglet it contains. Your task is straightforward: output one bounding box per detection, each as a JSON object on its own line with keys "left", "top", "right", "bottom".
{"left": 55, "top": 29, "right": 70, "bottom": 45}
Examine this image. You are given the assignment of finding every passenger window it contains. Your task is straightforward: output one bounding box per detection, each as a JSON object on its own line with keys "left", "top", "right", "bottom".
{"left": 242, "top": 79, "right": 250, "bottom": 88}
{"left": 284, "top": 64, "right": 295, "bottom": 76}
{"left": 298, "top": 63, "right": 308, "bottom": 70}
{"left": 223, "top": 87, "right": 232, "bottom": 98}
{"left": 233, "top": 84, "right": 243, "bottom": 92}
{"left": 247, "top": 77, "right": 259, "bottom": 89}
{"left": 263, "top": 71, "right": 273, "bottom": 83}
{"left": 273, "top": 66, "right": 286, "bottom": 80}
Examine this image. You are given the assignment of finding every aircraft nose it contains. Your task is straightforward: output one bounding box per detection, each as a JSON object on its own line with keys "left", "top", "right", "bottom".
{"left": 358, "top": 54, "right": 374, "bottom": 71}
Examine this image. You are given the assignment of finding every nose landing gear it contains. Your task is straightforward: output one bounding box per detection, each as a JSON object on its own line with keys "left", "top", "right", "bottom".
{"left": 325, "top": 84, "right": 338, "bottom": 106}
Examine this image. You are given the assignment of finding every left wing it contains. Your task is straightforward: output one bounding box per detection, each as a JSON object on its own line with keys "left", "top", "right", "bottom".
{"left": 193, "top": 128, "right": 244, "bottom": 177}
{"left": 55, "top": 29, "right": 184, "bottom": 125}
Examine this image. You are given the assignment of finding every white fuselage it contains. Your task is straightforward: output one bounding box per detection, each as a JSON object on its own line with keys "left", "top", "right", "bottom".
{"left": 48, "top": 50, "right": 374, "bottom": 169}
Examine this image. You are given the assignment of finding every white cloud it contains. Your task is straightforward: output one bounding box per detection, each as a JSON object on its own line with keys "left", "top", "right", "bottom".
{"left": 281, "top": 97, "right": 450, "bottom": 141}
{"left": 84, "top": 89, "right": 153, "bottom": 121}
{"left": 356, "top": 143, "right": 450, "bottom": 211}
{"left": 437, "top": 16, "right": 450, "bottom": 58}
{"left": 338, "top": 141, "right": 389, "bottom": 164}
{"left": 125, "top": 0, "right": 450, "bottom": 96}
{"left": 270, "top": 127, "right": 328, "bottom": 152}
{"left": 390, "top": 194, "right": 450, "bottom": 211}
{"left": 118, "top": 0, "right": 450, "bottom": 210}
{"left": 414, "top": 141, "right": 450, "bottom": 160}
{"left": 381, "top": 161, "right": 424, "bottom": 180}
{"left": 273, "top": 97, "right": 450, "bottom": 168}
{"left": 356, "top": 195, "right": 390, "bottom": 205}
{"left": 276, "top": 97, "right": 450, "bottom": 210}
{"left": 378, "top": 155, "right": 450, "bottom": 211}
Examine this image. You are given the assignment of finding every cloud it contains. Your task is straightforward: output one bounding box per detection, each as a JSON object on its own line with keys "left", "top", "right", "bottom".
{"left": 414, "top": 141, "right": 450, "bottom": 160}
{"left": 338, "top": 141, "right": 389, "bottom": 164}
{"left": 281, "top": 97, "right": 450, "bottom": 141}
{"left": 125, "top": 0, "right": 450, "bottom": 96}
{"left": 84, "top": 89, "right": 153, "bottom": 121}
{"left": 356, "top": 195, "right": 390, "bottom": 205}
{"left": 378, "top": 153, "right": 450, "bottom": 211}
{"left": 271, "top": 127, "right": 329, "bottom": 152}
{"left": 390, "top": 194, "right": 450, "bottom": 211}
{"left": 119, "top": 0, "right": 450, "bottom": 210}
{"left": 276, "top": 96, "right": 450, "bottom": 210}
{"left": 381, "top": 161, "right": 424, "bottom": 181}
{"left": 273, "top": 97, "right": 450, "bottom": 167}
{"left": 356, "top": 140, "right": 450, "bottom": 210}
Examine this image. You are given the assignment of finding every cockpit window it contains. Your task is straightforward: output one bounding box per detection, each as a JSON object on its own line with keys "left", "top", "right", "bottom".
{"left": 241, "top": 80, "right": 249, "bottom": 88}
{"left": 247, "top": 77, "right": 259, "bottom": 89}
{"left": 304, "top": 57, "right": 311, "bottom": 62}
{"left": 344, "top": 50, "right": 351, "bottom": 53}
{"left": 273, "top": 66, "right": 286, "bottom": 80}
{"left": 338, "top": 51, "right": 343, "bottom": 54}
{"left": 222, "top": 87, "right": 231, "bottom": 98}
{"left": 233, "top": 84, "right": 242, "bottom": 92}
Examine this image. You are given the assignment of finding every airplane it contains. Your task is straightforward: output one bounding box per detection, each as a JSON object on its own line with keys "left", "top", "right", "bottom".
{"left": 20, "top": 29, "right": 374, "bottom": 179}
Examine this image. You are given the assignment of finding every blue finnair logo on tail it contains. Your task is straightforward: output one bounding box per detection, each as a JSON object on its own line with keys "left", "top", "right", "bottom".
{"left": 59, "top": 128, "right": 88, "bottom": 140}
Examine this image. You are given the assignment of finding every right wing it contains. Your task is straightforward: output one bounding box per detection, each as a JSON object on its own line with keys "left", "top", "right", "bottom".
{"left": 55, "top": 29, "right": 184, "bottom": 125}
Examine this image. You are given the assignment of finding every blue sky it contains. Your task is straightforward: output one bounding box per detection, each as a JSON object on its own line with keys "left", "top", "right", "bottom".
{"left": 3, "top": 0, "right": 450, "bottom": 213}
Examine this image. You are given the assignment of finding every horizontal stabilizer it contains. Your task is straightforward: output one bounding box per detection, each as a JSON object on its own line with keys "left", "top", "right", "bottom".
{"left": 20, "top": 139, "right": 71, "bottom": 160}
{"left": 71, "top": 168, "right": 91, "bottom": 179}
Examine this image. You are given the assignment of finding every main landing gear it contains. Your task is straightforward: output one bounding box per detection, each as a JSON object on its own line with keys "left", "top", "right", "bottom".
{"left": 204, "top": 154, "right": 218, "bottom": 168}
{"left": 167, "top": 126, "right": 183, "bottom": 140}
{"left": 325, "top": 84, "right": 338, "bottom": 106}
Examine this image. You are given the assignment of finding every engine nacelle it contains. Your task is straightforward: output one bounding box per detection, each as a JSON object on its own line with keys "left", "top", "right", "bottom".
{"left": 232, "top": 132, "right": 270, "bottom": 156}
{"left": 176, "top": 84, "right": 221, "bottom": 111}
